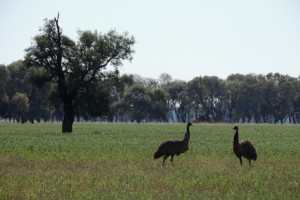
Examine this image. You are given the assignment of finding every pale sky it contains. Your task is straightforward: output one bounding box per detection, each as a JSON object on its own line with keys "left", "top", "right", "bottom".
{"left": 1, "top": 0, "right": 300, "bottom": 81}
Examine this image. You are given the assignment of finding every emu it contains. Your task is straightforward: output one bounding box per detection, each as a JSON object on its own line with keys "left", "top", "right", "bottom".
{"left": 154, "top": 122, "right": 192, "bottom": 165}
{"left": 233, "top": 126, "right": 257, "bottom": 167}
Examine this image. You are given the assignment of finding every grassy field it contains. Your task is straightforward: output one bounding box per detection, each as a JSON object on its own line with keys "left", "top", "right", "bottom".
{"left": 0, "top": 123, "right": 299, "bottom": 199}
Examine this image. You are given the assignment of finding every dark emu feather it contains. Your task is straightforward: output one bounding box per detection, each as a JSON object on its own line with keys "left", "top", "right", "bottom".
{"left": 154, "top": 123, "right": 192, "bottom": 165}
{"left": 233, "top": 126, "right": 257, "bottom": 167}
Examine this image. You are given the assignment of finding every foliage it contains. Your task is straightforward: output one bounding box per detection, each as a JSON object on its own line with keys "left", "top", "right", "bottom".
{"left": 0, "top": 123, "right": 299, "bottom": 199}
{"left": 75, "top": 83, "right": 110, "bottom": 120}
{"left": 189, "top": 76, "right": 226, "bottom": 122}
{"left": 122, "top": 84, "right": 153, "bottom": 123}
{"left": 149, "top": 88, "right": 169, "bottom": 122}
{"left": 1, "top": 62, "right": 300, "bottom": 124}
{"left": 10, "top": 92, "right": 29, "bottom": 122}
{"left": 0, "top": 65, "right": 10, "bottom": 116}
{"left": 2, "top": 61, "right": 51, "bottom": 122}
{"left": 0, "top": 65, "right": 10, "bottom": 99}
{"left": 23, "top": 14, "right": 135, "bottom": 132}
{"left": 165, "top": 80, "right": 189, "bottom": 122}
{"left": 108, "top": 74, "right": 134, "bottom": 122}
{"left": 1, "top": 17, "right": 300, "bottom": 125}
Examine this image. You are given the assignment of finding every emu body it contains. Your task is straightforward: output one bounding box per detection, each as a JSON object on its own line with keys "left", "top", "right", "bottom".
{"left": 233, "top": 126, "right": 257, "bottom": 166}
{"left": 154, "top": 123, "right": 192, "bottom": 165}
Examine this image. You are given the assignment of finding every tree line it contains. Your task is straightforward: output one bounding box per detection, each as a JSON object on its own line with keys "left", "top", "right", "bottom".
{"left": 1, "top": 61, "right": 300, "bottom": 124}
{"left": 1, "top": 14, "right": 300, "bottom": 133}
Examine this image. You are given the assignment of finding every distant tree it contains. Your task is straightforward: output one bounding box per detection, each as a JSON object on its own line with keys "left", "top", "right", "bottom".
{"left": 133, "top": 74, "right": 159, "bottom": 89}
{"left": 11, "top": 92, "right": 29, "bottom": 123}
{"left": 5, "top": 61, "right": 50, "bottom": 122}
{"left": 109, "top": 74, "right": 134, "bottom": 122}
{"left": 0, "top": 65, "right": 10, "bottom": 117}
{"left": 225, "top": 74, "right": 244, "bottom": 122}
{"left": 226, "top": 73, "right": 299, "bottom": 124}
{"left": 159, "top": 73, "right": 172, "bottom": 86}
{"left": 165, "top": 80, "right": 189, "bottom": 122}
{"left": 24, "top": 14, "right": 135, "bottom": 132}
{"left": 6, "top": 61, "right": 28, "bottom": 97}
{"left": 252, "top": 75, "right": 269, "bottom": 123}
{"left": 264, "top": 73, "right": 295, "bottom": 123}
{"left": 149, "top": 88, "right": 169, "bottom": 122}
{"left": 291, "top": 79, "right": 300, "bottom": 123}
{"left": 235, "top": 74, "right": 259, "bottom": 123}
{"left": 189, "top": 76, "right": 226, "bottom": 122}
{"left": 0, "top": 65, "right": 10, "bottom": 97}
{"left": 122, "top": 84, "right": 152, "bottom": 123}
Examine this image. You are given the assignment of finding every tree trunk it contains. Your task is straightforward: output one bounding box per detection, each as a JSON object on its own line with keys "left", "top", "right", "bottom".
{"left": 62, "top": 99, "right": 74, "bottom": 133}
{"left": 58, "top": 77, "right": 75, "bottom": 133}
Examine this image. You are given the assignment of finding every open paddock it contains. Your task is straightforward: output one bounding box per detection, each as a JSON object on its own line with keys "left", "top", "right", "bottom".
{"left": 0, "top": 123, "right": 299, "bottom": 199}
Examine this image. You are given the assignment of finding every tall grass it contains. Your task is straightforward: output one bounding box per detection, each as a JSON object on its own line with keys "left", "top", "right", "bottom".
{"left": 0, "top": 123, "right": 299, "bottom": 199}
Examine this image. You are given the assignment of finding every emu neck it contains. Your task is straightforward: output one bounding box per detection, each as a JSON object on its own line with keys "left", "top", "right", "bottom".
{"left": 233, "top": 130, "right": 239, "bottom": 145}
{"left": 183, "top": 126, "right": 190, "bottom": 144}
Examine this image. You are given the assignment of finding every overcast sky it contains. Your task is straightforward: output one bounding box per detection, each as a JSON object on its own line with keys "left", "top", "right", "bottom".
{"left": 1, "top": 0, "right": 300, "bottom": 81}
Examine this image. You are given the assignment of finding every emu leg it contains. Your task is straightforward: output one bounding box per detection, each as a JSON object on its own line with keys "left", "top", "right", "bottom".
{"left": 162, "top": 155, "right": 169, "bottom": 165}
{"left": 170, "top": 155, "right": 174, "bottom": 165}
{"left": 248, "top": 159, "right": 252, "bottom": 167}
{"left": 239, "top": 157, "right": 243, "bottom": 166}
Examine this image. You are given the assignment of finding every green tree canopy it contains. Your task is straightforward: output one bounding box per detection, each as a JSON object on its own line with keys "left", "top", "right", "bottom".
{"left": 11, "top": 92, "right": 29, "bottom": 123}
{"left": 24, "top": 14, "right": 135, "bottom": 132}
{"left": 122, "top": 84, "right": 152, "bottom": 123}
{"left": 0, "top": 65, "right": 10, "bottom": 117}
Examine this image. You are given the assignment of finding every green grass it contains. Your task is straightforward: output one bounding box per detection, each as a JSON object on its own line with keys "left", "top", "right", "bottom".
{"left": 0, "top": 123, "right": 299, "bottom": 199}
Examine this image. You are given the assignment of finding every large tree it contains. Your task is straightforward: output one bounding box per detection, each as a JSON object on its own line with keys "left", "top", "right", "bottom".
{"left": 24, "top": 14, "right": 135, "bottom": 132}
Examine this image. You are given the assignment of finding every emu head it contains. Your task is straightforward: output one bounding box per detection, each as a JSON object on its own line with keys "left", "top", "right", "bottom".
{"left": 233, "top": 126, "right": 238, "bottom": 131}
{"left": 187, "top": 122, "right": 192, "bottom": 127}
